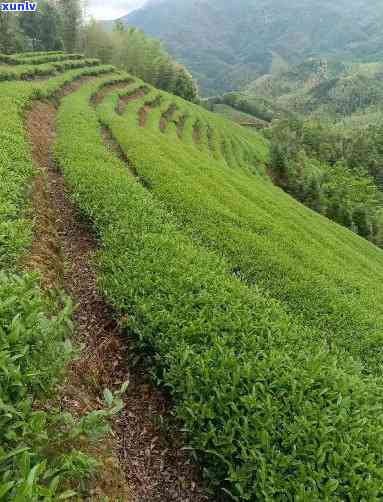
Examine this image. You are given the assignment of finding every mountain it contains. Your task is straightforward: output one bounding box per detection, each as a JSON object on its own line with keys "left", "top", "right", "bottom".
{"left": 244, "top": 58, "right": 383, "bottom": 125}
{"left": 121, "top": 0, "right": 383, "bottom": 96}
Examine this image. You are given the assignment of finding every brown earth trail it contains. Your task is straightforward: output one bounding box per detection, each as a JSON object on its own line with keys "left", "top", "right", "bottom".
{"left": 25, "top": 82, "right": 209, "bottom": 501}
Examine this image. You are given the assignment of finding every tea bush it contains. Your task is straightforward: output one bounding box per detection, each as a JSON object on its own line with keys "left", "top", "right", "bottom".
{"left": 0, "top": 63, "right": 114, "bottom": 271}
{"left": 0, "top": 52, "right": 83, "bottom": 65}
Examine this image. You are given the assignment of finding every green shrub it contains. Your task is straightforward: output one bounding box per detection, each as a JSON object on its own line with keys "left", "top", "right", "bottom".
{"left": 0, "top": 58, "right": 101, "bottom": 82}
{"left": 0, "top": 273, "right": 126, "bottom": 499}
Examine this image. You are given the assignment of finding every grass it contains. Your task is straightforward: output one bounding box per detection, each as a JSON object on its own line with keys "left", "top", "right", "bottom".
{"left": 53, "top": 73, "right": 383, "bottom": 499}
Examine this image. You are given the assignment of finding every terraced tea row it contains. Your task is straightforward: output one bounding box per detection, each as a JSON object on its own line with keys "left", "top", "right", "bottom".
{"left": 98, "top": 79, "right": 383, "bottom": 377}
{"left": 3, "top": 52, "right": 383, "bottom": 499}
{"left": 0, "top": 63, "right": 116, "bottom": 498}
{"left": 0, "top": 57, "right": 101, "bottom": 82}
{"left": 115, "top": 84, "right": 268, "bottom": 171}
{"left": 0, "top": 62, "right": 115, "bottom": 271}
{"left": 53, "top": 74, "right": 383, "bottom": 499}
{"left": 0, "top": 51, "right": 83, "bottom": 65}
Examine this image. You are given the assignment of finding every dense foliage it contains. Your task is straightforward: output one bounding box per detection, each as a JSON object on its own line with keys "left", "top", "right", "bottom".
{"left": 267, "top": 118, "right": 383, "bottom": 245}
{"left": 246, "top": 59, "right": 383, "bottom": 121}
{"left": 0, "top": 0, "right": 198, "bottom": 102}
{"left": 53, "top": 72, "right": 383, "bottom": 499}
{"left": 208, "top": 58, "right": 383, "bottom": 247}
{"left": 345, "top": 123, "right": 383, "bottom": 188}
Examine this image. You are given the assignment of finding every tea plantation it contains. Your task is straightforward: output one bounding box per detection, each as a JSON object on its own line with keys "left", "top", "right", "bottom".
{"left": 2, "top": 52, "right": 383, "bottom": 499}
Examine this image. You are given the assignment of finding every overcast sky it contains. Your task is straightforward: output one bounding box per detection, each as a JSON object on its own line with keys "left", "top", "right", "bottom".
{"left": 87, "top": 0, "right": 148, "bottom": 20}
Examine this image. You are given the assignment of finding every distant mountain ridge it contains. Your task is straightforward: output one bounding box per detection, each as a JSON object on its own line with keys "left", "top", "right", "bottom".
{"left": 243, "top": 58, "right": 383, "bottom": 126}
{"left": 118, "top": 0, "right": 383, "bottom": 96}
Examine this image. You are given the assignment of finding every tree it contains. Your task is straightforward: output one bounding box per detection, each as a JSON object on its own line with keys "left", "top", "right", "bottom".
{"left": 0, "top": 12, "right": 24, "bottom": 53}
{"left": 113, "top": 19, "right": 125, "bottom": 33}
{"left": 39, "top": 1, "right": 63, "bottom": 50}
{"left": 59, "top": 0, "right": 82, "bottom": 52}
{"left": 82, "top": 19, "right": 113, "bottom": 62}
{"left": 353, "top": 206, "right": 372, "bottom": 239}
{"left": 19, "top": 0, "right": 63, "bottom": 51}
{"left": 82, "top": 21, "right": 198, "bottom": 102}
{"left": 173, "top": 65, "right": 198, "bottom": 102}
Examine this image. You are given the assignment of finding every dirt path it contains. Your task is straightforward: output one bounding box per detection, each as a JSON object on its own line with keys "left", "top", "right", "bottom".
{"left": 25, "top": 85, "right": 209, "bottom": 501}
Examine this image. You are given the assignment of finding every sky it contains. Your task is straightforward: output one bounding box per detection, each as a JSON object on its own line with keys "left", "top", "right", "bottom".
{"left": 87, "top": 0, "right": 148, "bottom": 20}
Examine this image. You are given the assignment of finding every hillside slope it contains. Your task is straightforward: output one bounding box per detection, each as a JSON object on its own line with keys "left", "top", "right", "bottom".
{"left": 54, "top": 72, "right": 383, "bottom": 498}
{"left": 4, "top": 50, "right": 383, "bottom": 500}
{"left": 122, "top": 0, "right": 383, "bottom": 95}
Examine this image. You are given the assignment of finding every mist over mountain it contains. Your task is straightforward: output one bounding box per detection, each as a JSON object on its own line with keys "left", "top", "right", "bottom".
{"left": 121, "top": 0, "right": 383, "bottom": 95}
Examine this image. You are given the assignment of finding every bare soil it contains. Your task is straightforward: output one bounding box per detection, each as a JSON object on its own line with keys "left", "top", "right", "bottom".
{"left": 139, "top": 96, "right": 162, "bottom": 128}
{"left": 160, "top": 104, "right": 178, "bottom": 133}
{"left": 139, "top": 105, "right": 152, "bottom": 127}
